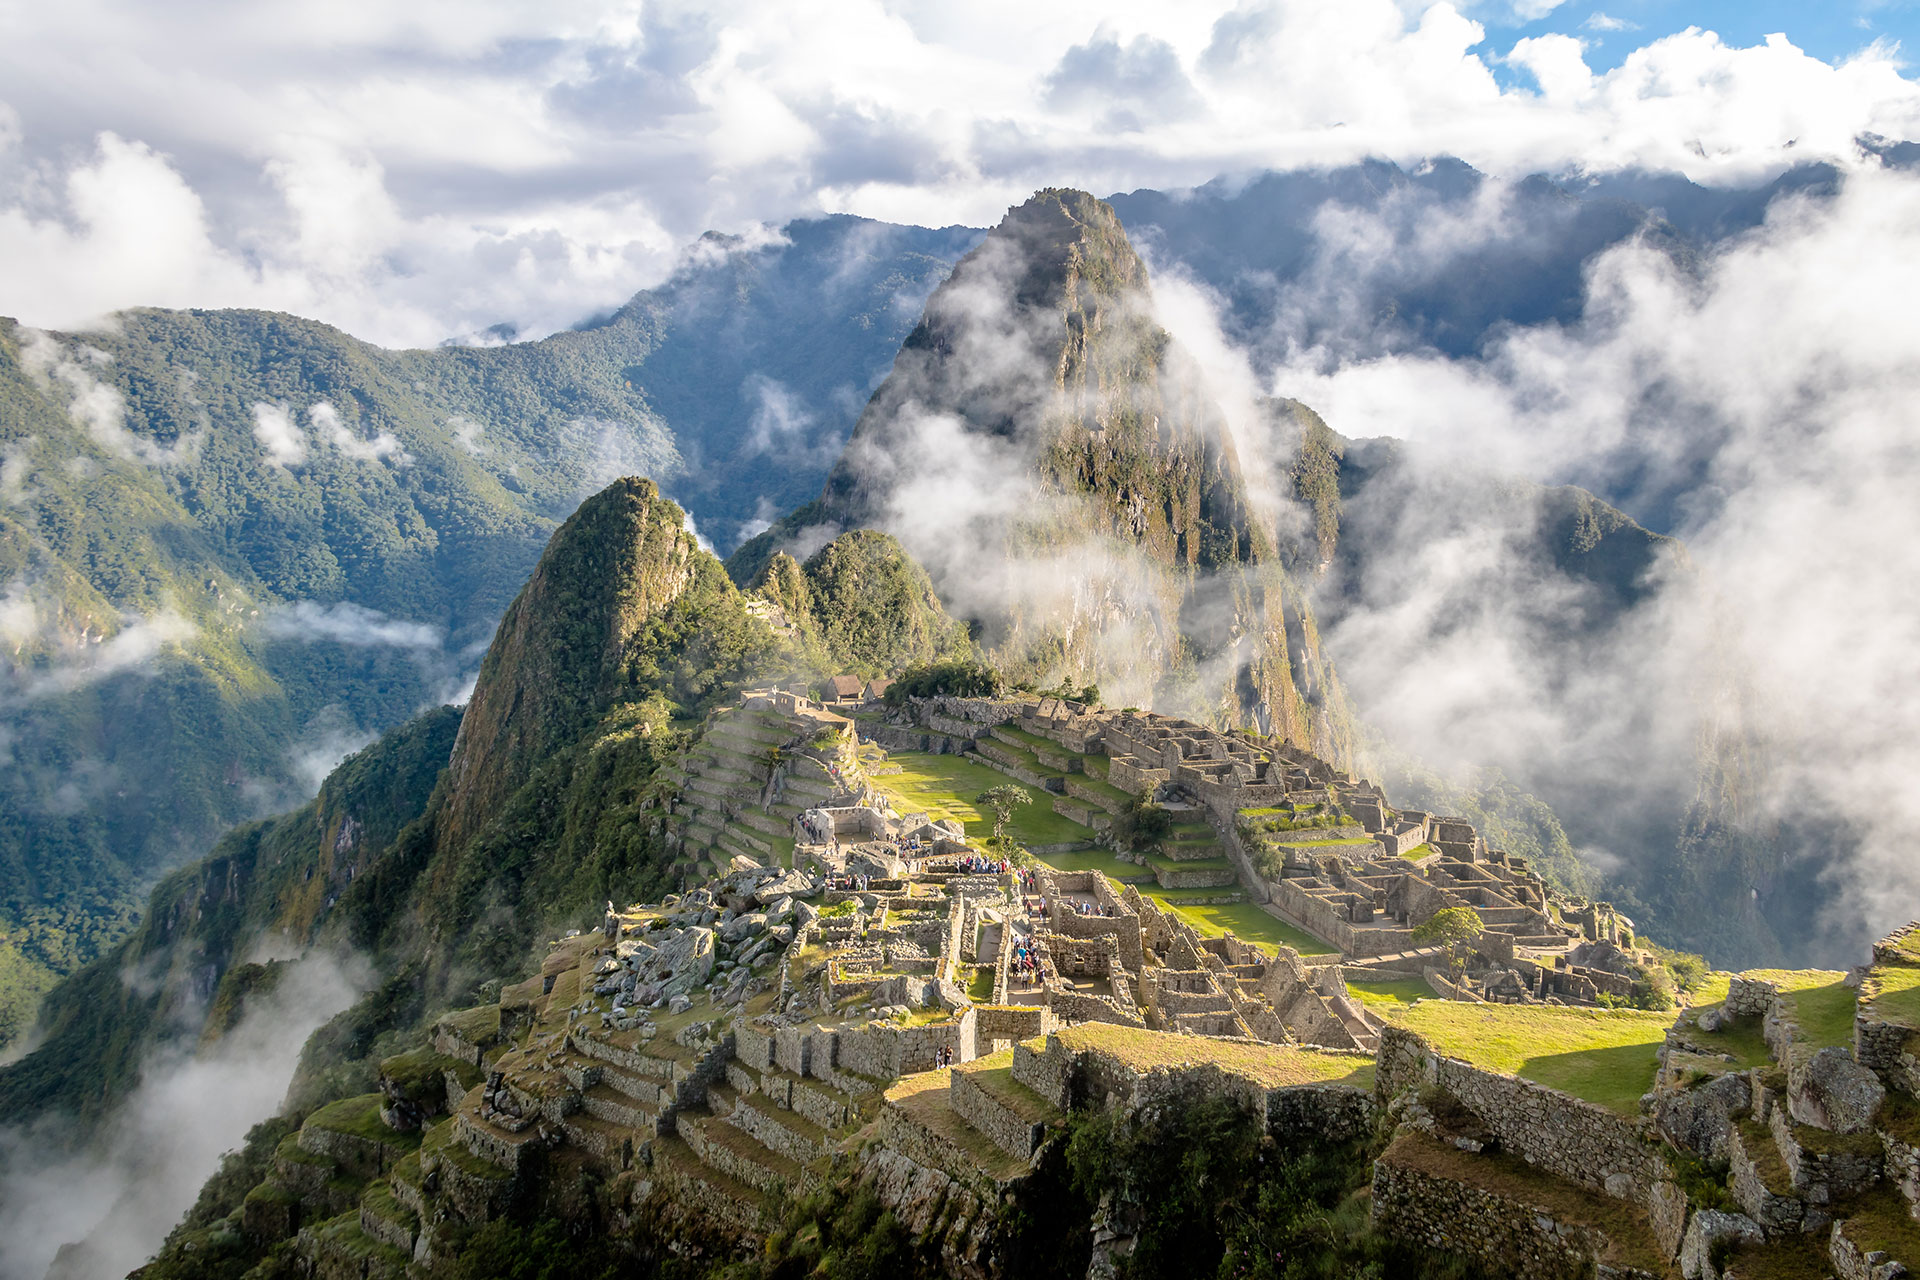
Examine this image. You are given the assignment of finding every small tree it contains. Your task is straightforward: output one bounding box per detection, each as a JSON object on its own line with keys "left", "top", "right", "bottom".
{"left": 1116, "top": 790, "right": 1173, "bottom": 851}
{"left": 1411, "top": 906, "right": 1484, "bottom": 976}
{"left": 975, "top": 784, "right": 1032, "bottom": 850}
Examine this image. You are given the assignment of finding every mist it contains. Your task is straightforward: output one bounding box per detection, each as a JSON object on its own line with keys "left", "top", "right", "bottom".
{"left": 0, "top": 950, "right": 363, "bottom": 1280}
{"left": 1190, "top": 160, "right": 1920, "bottom": 962}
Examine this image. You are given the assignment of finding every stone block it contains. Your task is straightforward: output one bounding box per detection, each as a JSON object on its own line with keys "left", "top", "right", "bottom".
{"left": 1680, "top": 1210, "right": 1763, "bottom": 1280}
{"left": 1792, "top": 1048, "right": 1887, "bottom": 1135}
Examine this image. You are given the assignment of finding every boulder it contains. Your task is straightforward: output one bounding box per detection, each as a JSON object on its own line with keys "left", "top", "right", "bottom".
{"left": 1659, "top": 1071, "right": 1751, "bottom": 1161}
{"left": 754, "top": 870, "right": 816, "bottom": 905}
{"left": 1680, "top": 1210, "right": 1763, "bottom": 1279}
{"left": 667, "top": 994, "right": 694, "bottom": 1016}
{"left": 1791, "top": 1048, "right": 1886, "bottom": 1134}
{"left": 722, "top": 913, "right": 768, "bottom": 944}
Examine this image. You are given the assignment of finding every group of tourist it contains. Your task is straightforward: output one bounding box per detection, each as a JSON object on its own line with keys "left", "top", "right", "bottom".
{"left": 933, "top": 1046, "right": 955, "bottom": 1068}
{"left": 1010, "top": 940, "right": 1040, "bottom": 984}
{"left": 825, "top": 873, "right": 873, "bottom": 892}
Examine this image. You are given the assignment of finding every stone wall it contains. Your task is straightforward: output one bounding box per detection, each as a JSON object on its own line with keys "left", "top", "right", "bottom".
{"left": 1265, "top": 1083, "right": 1375, "bottom": 1144}
{"left": 949, "top": 1069, "right": 1045, "bottom": 1161}
{"left": 1371, "top": 1136, "right": 1656, "bottom": 1280}
{"left": 1011, "top": 1038, "right": 1074, "bottom": 1108}
{"left": 1375, "top": 1026, "right": 1666, "bottom": 1201}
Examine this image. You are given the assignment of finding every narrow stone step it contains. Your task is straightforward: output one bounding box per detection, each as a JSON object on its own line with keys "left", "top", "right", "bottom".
{"left": 679, "top": 1112, "right": 815, "bottom": 1198}
{"left": 728, "top": 1091, "right": 834, "bottom": 1162}
{"left": 738, "top": 809, "right": 791, "bottom": 839}
{"left": 582, "top": 1083, "right": 660, "bottom": 1130}
{"left": 651, "top": 1133, "right": 773, "bottom": 1231}
{"left": 560, "top": 1110, "right": 642, "bottom": 1166}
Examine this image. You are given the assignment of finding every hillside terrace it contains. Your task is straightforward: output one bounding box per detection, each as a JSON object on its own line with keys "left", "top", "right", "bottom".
{"left": 252, "top": 682, "right": 1920, "bottom": 1280}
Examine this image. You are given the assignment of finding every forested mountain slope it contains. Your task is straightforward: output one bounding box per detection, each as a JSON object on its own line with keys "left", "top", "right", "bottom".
{"left": 0, "top": 217, "right": 975, "bottom": 1047}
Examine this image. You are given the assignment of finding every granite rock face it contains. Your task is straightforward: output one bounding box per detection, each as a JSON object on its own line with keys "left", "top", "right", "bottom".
{"left": 1791, "top": 1048, "right": 1886, "bottom": 1135}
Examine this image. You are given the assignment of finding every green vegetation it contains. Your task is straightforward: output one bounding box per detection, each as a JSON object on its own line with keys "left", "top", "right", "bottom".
{"left": 1775, "top": 974, "right": 1857, "bottom": 1049}
{"left": 756, "top": 532, "right": 972, "bottom": 679}
{"left": 1061, "top": 1083, "right": 1472, "bottom": 1280}
{"left": 871, "top": 752, "right": 1094, "bottom": 848}
{"left": 1863, "top": 963, "right": 1920, "bottom": 1026}
{"left": 882, "top": 658, "right": 1006, "bottom": 702}
{"left": 1113, "top": 790, "right": 1174, "bottom": 851}
{"left": 975, "top": 784, "right": 1035, "bottom": 850}
{"left": 1345, "top": 978, "right": 1432, "bottom": 1010}
{"left": 1412, "top": 906, "right": 1484, "bottom": 976}
{"left": 1381, "top": 1002, "right": 1671, "bottom": 1115}
{"left": 1054, "top": 1023, "right": 1372, "bottom": 1090}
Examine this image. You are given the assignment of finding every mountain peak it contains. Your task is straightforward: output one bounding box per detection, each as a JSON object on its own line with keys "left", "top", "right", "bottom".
{"left": 439, "top": 476, "right": 699, "bottom": 854}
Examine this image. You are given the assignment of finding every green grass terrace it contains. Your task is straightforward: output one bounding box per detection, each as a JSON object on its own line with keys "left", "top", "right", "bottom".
{"left": 1050, "top": 1022, "right": 1374, "bottom": 1091}
{"left": 1380, "top": 1001, "right": 1673, "bottom": 1115}
{"left": 870, "top": 750, "right": 1096, "bottom": 848}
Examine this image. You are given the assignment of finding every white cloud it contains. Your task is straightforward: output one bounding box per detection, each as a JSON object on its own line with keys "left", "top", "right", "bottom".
{"left": 260, "top": 600, "right": 443, "bottom": 649}
{"left": 0, "top": 580, "right": 197, "bottom": 697}
{"left": 1260, "top": 163, "right": 1920, "bottom": 955}
{"left": 1582, "top": 12, "right": 1638, "bottom": 32}
{"left": 1508, "top": 33, "right": 1594, "bottom": 102}
{"left": 0, "top": 951, "right": 363, "bottom": 1280}
{"left": 0, "top": 4, "right": 1912, "bottom": 346}
{"left": 250, "top": 401, "right": 308, "bottom": 468}
{"left": 17, "top": 328, "right": 200, "bottom": 466}
{"left": 447, "top": 415, "right": 487, "bottom": 456}
{"left": 307, "top": 400, "right": 409, "bottom": 465}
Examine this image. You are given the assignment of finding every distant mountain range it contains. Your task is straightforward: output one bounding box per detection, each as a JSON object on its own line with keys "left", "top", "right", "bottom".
{"left": 0, "top": 157, "right": 1855, "bottom": 1052}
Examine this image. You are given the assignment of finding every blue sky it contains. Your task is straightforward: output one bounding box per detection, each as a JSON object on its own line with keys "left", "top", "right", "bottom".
{"left": 1494, "top": 0, "right": 1920, "bottom": 71}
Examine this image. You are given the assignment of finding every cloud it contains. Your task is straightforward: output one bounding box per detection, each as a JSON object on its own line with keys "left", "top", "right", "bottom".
{"left": 17, "top": 328, "right": 200, "bottom": 466}
{"left": 250, "top": 401, "right": 308, "bottom": 468}
{"left": 308, "top": 400, "right": 410, "bottom": 466}
{"left": 0, "top": 950, "right": 363, "bottom": 1280}
{"left": 1582, "top": 12, "right": 1639, "bottom": 33}
{"left": 1508, "top": 33, "right": 1594, "bottom": 101}
{"left": 0, "top": 440, "right": 35, "bottom": 506}
{"left": 1043, "top": 26, "right": 1205, "bottom": 130}
{"left": 260, "top": 600, "right": 443, "bottom": 649}
{"left": 0, "top": 581, "right": 197, "bottom": 698}
{"left": 0, "top": 5, "right": 1915, "bottom": 346}
{"left": 1255, "top": 162, "right": 1920, "bottom": 958}
{"left": 447, "top": 414, "right": 488, "bottom": 456}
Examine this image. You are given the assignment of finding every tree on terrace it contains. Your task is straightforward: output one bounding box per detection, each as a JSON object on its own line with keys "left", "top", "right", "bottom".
{"left": 975, "top": 784, "right": 1033, "bottom": 851}
{"left": 1411, "top": 905, "right": 1484, "bottom": 977}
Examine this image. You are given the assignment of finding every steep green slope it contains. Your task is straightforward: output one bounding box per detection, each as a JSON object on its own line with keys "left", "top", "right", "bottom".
{"left": 755, "top": 530, "right": 973, "bottom": 679}
{"left": 0, "top": 706, "right": 460, "bottom": 1124}
{"left": 0, "top": 217, "right": 975, "bottom": 1042}
{"left": 0, "top": 475, "right": 970, "bottom": 1137}
{"left": 731, "top": 189, "right": 1355, "bottom": 764}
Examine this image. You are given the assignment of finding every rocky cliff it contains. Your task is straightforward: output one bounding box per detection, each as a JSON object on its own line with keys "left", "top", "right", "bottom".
{"left": 731, "top": 190, "right": 1356, "bottom": 766}
{"left": 438, "top": 478, "right": 702, "bottom": 858}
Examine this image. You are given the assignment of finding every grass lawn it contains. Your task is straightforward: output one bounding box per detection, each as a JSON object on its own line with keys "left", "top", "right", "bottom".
{"left": 1055, "top": 1022, "right": 1373, "bottom": 1090}
{"left": 1743, "top": 970, "right": 1855, "bottom": 1048}
{"left": 1382, "top": 1002, "right": 1673, "bottom": 1115}
{"left": 996, "top": 725, "right": 1071, "bottom": 756}
{"left": 1346, "top": 978, "right": 1431, "bottom": 1010}
{"left": 1140, "top": 891, "right": 1336, "bottom": 956}
{"left": 1864, "top": 964, "right": 1920, "bottom": 1027}
{"left": 1026, "top": 845, "right": 1151, "bottom": 880}
{"left": 874, "top": 751, "right": 1095, "bottom": 847}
